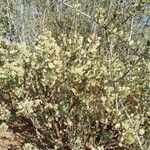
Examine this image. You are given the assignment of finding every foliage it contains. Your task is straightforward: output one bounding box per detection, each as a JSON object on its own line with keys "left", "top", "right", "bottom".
{"left": 0, "top": 30, "right": 149, "bottom": 149}
{"left": 0, "top": 0, "right": 149, "bottom": 149}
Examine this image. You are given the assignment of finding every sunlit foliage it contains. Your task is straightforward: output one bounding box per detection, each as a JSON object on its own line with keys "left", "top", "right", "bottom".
{"left": 0, "top": 0, "right": 149, "bottom": 149}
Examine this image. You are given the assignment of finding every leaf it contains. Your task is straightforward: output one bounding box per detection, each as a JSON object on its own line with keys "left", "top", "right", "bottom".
{"left": 48, "top": 62, "right": 55, "bottom": 69}
{"left": 127, "top": 132, "right": 135, "bottom": 144}
{"left": 70, "top": 88, "right": 77, "bottom": 95}
{"left": 113, "top": 28, "right": 117, "bottom": 34}
{"left": 16, "top": 67, "right": 24, "bottom": 76}
{"left": 139, "top": 129, "right": 145, "bottom": 135}
{"left": 73, "top": 67, "right": 84, "bottom": 75}
{"left": 66, "top": 118, "right": 73, "bottom": 126}
{"left": 107, "top": 86, "right": 114, "bottom": 92}
{"left": 101, "top": 96, "right": 107, "bottom": 102}
{"left": 100, "top": 65, "right": 107, "bottom": 75}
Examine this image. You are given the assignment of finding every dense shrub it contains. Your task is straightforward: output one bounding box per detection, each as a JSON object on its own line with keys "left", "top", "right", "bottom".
{"left": 0, "top": 29, "right": 149, "bottom": 149}
{"left": 0, "top": 0, "right": 149, "bottom": 149}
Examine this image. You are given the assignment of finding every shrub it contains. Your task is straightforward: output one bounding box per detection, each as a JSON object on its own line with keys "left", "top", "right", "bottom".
{"left": 0, "top": 29, "right": 149, "bottom": 149}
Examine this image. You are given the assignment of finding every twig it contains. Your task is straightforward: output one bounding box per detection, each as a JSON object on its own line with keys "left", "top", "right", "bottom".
{"left": 128, "top": 17, "right": 134, "bottom": 45}
{"left": 59, "top": 1, "right": 92, "bottom": 19}
{"left": 141, "top": 58, "right": 150, "bottom": 71}
{"left": 29, "top": 117, "right": 43, "bottom": 143}
{"left": 119, "top": 101, "right": 144, "bottom": 150}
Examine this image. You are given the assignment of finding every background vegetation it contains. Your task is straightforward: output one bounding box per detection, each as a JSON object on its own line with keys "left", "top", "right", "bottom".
{"left": 0, "top": 0, "right": 149, "bottom": 149}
